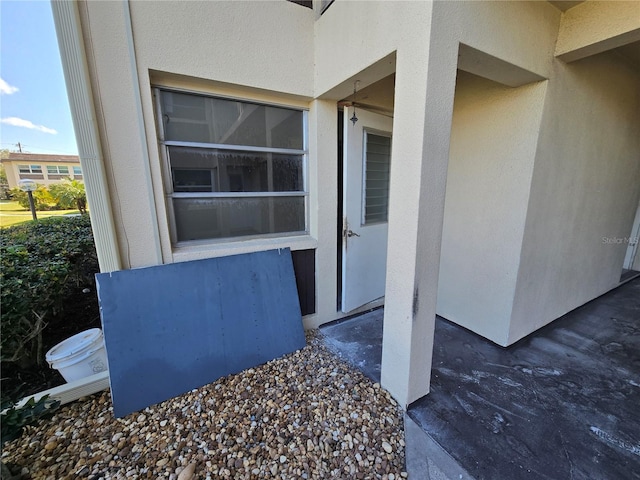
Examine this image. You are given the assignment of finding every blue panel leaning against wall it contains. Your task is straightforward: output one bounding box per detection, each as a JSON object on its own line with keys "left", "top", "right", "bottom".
{"left": 96, "top": 248, "right": 305, "bottom": 418}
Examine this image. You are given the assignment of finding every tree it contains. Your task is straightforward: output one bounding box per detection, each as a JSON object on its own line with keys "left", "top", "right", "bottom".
{"left": 48, "top": 178, "right": 87, "bottom": 213}
{"left": 0, "top": 150, "right": 9, "bottom": 200}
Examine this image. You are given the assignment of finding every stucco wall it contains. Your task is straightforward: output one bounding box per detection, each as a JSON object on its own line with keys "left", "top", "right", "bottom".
{"left": 509, "top": 51, "right": 640, "bottom": 344}
{"left": 77, "top": 0, "right": 315, "bottom": 269}
{"left": 314, "top": 1, "right": 429, "bottom": 97}
{"left": 79, "top": 0, "right": 163, "bottom": 268}
{"left": 129, "top": 0, "right": 316, "bottom": 266}
{"left": 130, "top": 1, "right": 314, "bottom": 97}
{"left": 64, "top": 0, "right": 640, "bottom": 406}
{"left": 437, "top": 71, "right": 547, "bottom": 346}
{"left": 74, "top": 0, "right": 637, "bottom": 342}
{"left": 555, "top": 0, "right": 640, "bottom": 61}
{"left": 440, "top": 0, "right": 560, "bottom": 80}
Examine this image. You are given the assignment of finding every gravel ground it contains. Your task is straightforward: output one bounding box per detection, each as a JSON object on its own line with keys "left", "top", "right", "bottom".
{"left": 1, "top": 331, "right": 407, "bottom": 480}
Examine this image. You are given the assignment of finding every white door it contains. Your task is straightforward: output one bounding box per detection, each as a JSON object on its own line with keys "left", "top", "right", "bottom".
{"left": 341, "top": 106, "right": 393, "bottom": 313}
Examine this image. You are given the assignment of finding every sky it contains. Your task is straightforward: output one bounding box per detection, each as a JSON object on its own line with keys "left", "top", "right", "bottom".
{"left": 0, "top": 0, "right": 78, "bottom": 155}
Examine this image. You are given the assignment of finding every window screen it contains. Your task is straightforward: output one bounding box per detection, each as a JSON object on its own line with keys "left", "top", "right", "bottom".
{"left": 160, "top": 91, "right": 304, "bottom": 150}
{"left": 157, "top": 89, "right": 308, "bottom": 243}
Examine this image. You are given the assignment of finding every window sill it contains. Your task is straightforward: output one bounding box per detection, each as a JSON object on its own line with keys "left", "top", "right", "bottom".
{"left": 171, "top": 234, "right": 318, "bottom": 264}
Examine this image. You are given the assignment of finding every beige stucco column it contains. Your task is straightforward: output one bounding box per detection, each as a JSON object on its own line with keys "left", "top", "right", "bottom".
{"left": 380, "top": 35, "right": 458, "bottom": 407}
{"left": 306, "top": 99, "right": 339, "bottom": 328}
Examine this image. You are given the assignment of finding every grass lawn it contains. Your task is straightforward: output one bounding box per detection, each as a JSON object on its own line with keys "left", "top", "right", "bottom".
{"left": 0, "top": 200, "right": 82, "bottom": 228}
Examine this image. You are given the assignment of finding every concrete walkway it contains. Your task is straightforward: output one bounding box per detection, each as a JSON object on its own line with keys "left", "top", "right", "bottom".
{"left": 320, "top": 278, "right": 640, "bottom": 480}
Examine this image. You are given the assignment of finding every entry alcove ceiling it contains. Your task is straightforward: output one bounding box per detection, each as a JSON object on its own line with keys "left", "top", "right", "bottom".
{"left": 339, "top": 74, "right": 395, "bottom": 117}
{"left": 612, "top": 41, "right": 640, "bottom": 71}
{"left": 548, "top": 1, "right": 585, "bottom": 11}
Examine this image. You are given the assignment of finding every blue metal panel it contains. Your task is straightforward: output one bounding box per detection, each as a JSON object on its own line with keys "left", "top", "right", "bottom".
{"left": 96, "top": 248, "right": 305, "bottom": 417}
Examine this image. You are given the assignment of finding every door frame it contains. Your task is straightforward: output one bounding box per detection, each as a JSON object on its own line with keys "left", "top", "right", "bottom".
{"left": 337, "top": 108, "right": 344, "bottom": 311}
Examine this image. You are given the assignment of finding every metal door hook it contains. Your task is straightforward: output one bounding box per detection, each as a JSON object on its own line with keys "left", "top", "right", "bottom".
{"left": 347, "top": 230, "right": 360, "bottom": 237}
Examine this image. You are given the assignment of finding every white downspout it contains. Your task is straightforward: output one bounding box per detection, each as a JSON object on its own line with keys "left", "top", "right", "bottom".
{"left": 51, "top": 0, "right": 121, "bottom": 273}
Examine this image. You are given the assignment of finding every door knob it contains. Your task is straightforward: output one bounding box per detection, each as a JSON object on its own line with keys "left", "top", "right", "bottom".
{"left": 347, "top": 229, "right": 360, "bottom": 238}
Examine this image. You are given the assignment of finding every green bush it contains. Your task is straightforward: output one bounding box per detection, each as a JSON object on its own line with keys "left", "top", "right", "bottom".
{"left": 0, "top": 215, "right": 98, "bottom": 368}
{"left": 0, "top": 164, "right": 9, "bottom": 200}
{"left": 8, "top": 186, "right": 56, "bottom": 211}
{"left": 1, "top": 395, "right": 60, "bottom": 446}
{"left": 8, "top": 180, "right": 87, "bottom": 212}
{"left": 1, "top": 394, "right": 61, "bottom": 477}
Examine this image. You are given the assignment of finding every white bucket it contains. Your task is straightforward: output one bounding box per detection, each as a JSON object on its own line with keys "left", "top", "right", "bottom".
{"left": 45, "top": 328, "right": 108, "bottom": 382}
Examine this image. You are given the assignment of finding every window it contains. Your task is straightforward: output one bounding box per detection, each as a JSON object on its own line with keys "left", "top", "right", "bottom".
{"left": 73, "top": 166, "right": 82, "bottom": 175}
{"left": 18, "top": 164, "right": 42, "bottom": 174}
{"left": 363, "top": 132, "right": 391, "bottom": 225}
{"left": 157, "top": 89, "right": 308, "bottom": 243}
{"left": 46, "top": 165, "right": 70, "bottom": 175}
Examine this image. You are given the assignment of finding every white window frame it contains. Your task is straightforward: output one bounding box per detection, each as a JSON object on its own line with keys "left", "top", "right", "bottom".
{"left": 154, "top": 87, "right": 309, "bottom": 246}
{"left": 18, "top": 164, "right": 43, "bottom": 174}
{"left": 46, "top": 165, "right": 70, "bottom": 175}
{"left": 73, "top": 166, "right": 83, "bottom": 176}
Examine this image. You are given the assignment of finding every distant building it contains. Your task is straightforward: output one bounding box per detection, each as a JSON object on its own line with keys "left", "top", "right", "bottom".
{"left": 1, "top": 152, "right": 83, "bottom": 189}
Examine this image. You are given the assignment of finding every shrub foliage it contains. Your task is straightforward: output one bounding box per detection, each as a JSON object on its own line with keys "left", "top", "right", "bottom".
{"left": 1, "top": 395, "right": 60, "bottom": 446}
{"left": 0, "top": 215, "right": 98, "bottom": 368}
{"left": 9, "top": 185, "right": 55, "bottom": 211}
{"left": 8, "top": 178, "right": 87, "bottom": 212}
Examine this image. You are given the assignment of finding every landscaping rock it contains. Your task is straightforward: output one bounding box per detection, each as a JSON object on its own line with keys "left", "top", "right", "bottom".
{"left": 1, "top": 331, "right": 406, "bottom": 479}
{"left": 177, "top": 463, "right": 196, "bottom": 480}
